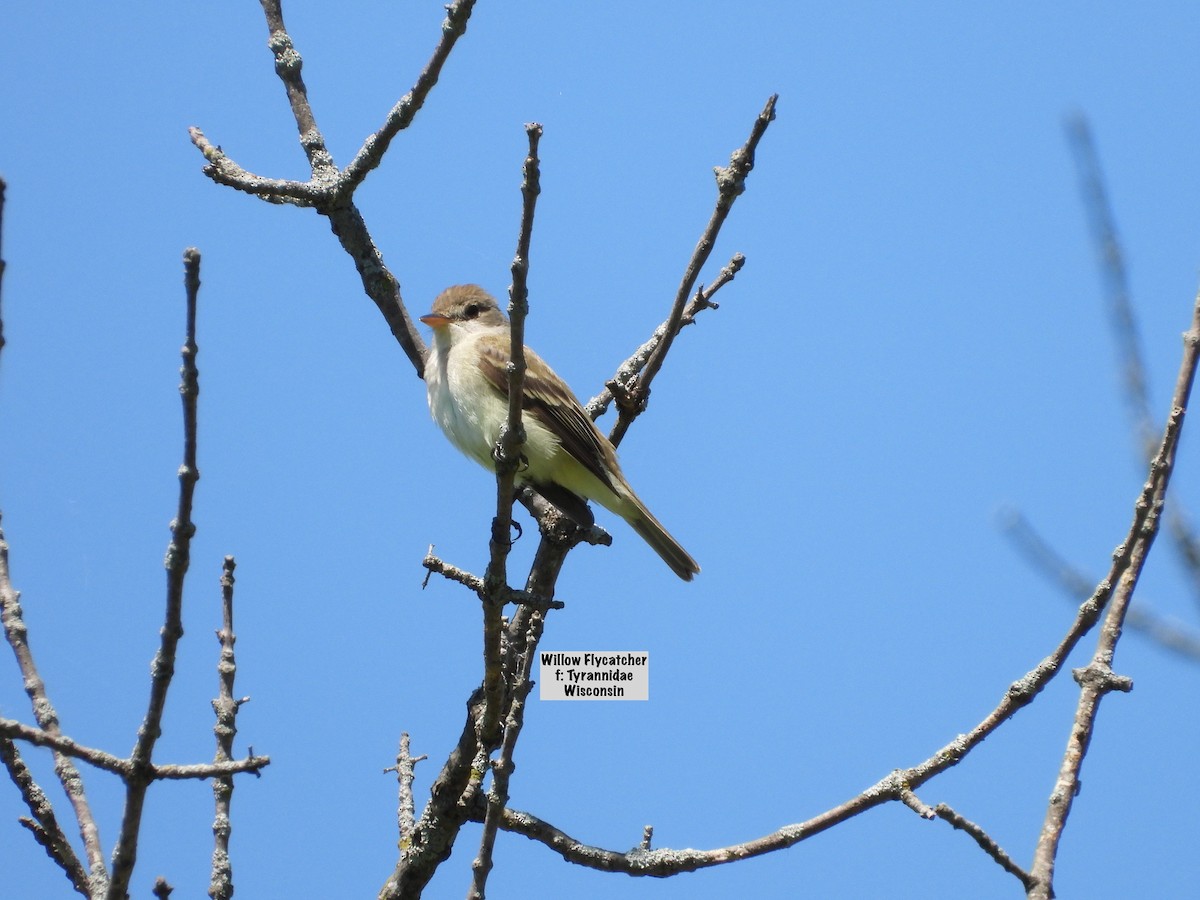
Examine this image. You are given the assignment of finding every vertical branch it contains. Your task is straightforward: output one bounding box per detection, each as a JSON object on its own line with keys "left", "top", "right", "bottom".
{"left": 470, "top": 123, "right": 543, "bottom": 900}
{"left": 485, "top": 123, "right": 543, "bottom": 593}
{"left": 108, "top": 248, "right": 203, "bottom": 899}
{"left": 1028, "top": 288, "right": 1200, "bottom": 899}
{"left": 209, "top": 557, "right": 240, "bottom": 900}
{"left": 479, "top": 125, "right": 543, "bottom": 728}
{"left": 468, "top": 611, "right": 540, "bottom": 900}
{"left": 389, "top": 733, "right": 426, "bottom": 849}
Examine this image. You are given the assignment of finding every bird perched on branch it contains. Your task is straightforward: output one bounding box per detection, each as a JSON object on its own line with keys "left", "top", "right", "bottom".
{"left": 420, "top": 284, "right": 699, "bottom": 581}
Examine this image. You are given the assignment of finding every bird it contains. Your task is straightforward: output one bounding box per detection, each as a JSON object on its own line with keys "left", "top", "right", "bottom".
{"left": 420, "top": 284, "right": 700, "bottom": 581}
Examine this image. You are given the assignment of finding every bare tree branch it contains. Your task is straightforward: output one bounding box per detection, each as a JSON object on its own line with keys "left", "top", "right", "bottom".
{"left": 342, "top": 0, "right": 477, "bottom": 191}
{"left": 421, "top": 549, "right": 562, "bottom": 611}
{"left": 256, "top": 0, "right": 337, "bottom": 180}
{"left": 108, "top": 248, "right": 204, "bottom": 899}
{"left": 1028, "top": 288, "right": 1200, "bottom": 898}
{"left": 933, "top": 803, "right": 1032, "bottom": 890}
{"left": 386, "top": 733, "right": 426, "bottom": 851}
{"left": 0, "top": 719, "right": 267, "bottom": 781}
{"left": 606, "top": 95, "right": 775, "bottom": 448}
{"left": 192, "top": 10, "right": 776, "bottom": 895}
{"left": 477, "top": 124, "right": 544, "bottom": 777}
{"left": 586, "top": 254, "right": 745, "bottom": 421}
{"left": 1, "top": 737, "right": 90, "bottom": 897}
{"left": 1067, "top": 115, "right": 1155, "bottom": 454}
{"left": 0, "top": 180, "right": 91, "bottom": 896}
{"left": 1, "top": 528, "right": 108, "bottom": 890}
{"left": 190, "top": 2, "right": 479, "bottom": 377}
{"left": 209, "top": 556, "right": 241, "bottom": 900}
{"left": 469, "top": 620, "right": 537, "bottom": 900}
{"left": 457, "top": 285, "right": 1200, "bottom": 887}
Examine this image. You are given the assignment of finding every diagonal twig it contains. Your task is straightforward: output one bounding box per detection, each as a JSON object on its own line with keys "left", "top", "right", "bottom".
{"left": 342, "top": 0, "right": 477, "bottom": 191}
{"left": 933, "top": 803, "right": 1032, "bottom": 890}
{"left": 607, "top": 95, "right": 776, "bottom": 448}
{"left": 0, "top": 526, "right": 107, "bottom": 889}
{"left": 586, "top": 254, "right": 745, "bottom": 421}
{"left": 0, "top": 736, "right": 91, "bottom": 897}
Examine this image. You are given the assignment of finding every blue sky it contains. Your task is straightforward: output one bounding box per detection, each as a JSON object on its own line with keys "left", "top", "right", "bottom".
{"left": 3, "top": 2, "right": 1200, "bottom": 898}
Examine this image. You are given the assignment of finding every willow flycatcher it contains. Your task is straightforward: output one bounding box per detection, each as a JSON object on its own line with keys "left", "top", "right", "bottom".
{"left": 420, "top": 284, "right": 700, "bottom": 581}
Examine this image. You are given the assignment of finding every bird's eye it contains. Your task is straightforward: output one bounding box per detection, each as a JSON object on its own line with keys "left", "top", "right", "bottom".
{"left": 464, "top": 303, "right": 481, "bottom": 319}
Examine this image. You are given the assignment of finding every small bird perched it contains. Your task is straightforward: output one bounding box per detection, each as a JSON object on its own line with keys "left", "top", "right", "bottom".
{"left": 420, "top": 284, "right": 700, "bottom": 581}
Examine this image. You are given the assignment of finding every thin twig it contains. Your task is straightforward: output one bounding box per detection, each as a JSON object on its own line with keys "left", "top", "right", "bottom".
{"left": 422, "top": 551, "right": 563, "bottom": 611}
{"left": 607, "top": 95, "right": 776, "bottom": 448}
{"left": 0, "top": 737, "right": 90, "bottom": 896}
{"left": 209, "top": 556, "right": 240, "bottom": 900}
{"left": 342, "top": 0, "right": 477, "bottom": 191}
{"left": 465, "top": 122, "right": 543, "bottom": 900}
{"left": 0, "top": 524, "right": 108, "bottom": 890}
{"left": 381, "top": 695, "right": 485, "bottom": 898}
{"left": 423, "top": 550, "right": 486, "bottom": 594}
{"left": 933, "top": 803, "right": 1032, "bottom": 890}
{"left": 586, "top": 254, "right": 745, "bottom": 421}
{"left": 1028, "top": 289, "right": 1200, "bottom": 899}
{"left": 108, "top": 248, "right": 204, "bottom": 899}
{"left": 898, "top": 787, "right": 934, "bottom": 820}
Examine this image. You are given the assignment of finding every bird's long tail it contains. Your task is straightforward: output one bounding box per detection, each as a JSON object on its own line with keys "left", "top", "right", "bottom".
{"left": 622, "top": 495, "right": 700, "bottom": 582}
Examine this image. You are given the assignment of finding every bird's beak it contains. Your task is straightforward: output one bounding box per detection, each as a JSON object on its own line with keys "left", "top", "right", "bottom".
{"left": 420, "top": 313, "right": 451, "bottom": 328}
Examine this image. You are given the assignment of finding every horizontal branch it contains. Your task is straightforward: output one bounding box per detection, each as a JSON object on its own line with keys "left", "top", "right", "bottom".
{"left": 422, "top": 550, "right": 564, "bottom": 611}
{"left": 0, "top": 718, "right": 269, "bottom": 781}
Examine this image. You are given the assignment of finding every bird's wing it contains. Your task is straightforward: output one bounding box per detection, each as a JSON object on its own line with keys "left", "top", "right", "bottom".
{"left": 475, "top": 334, "right": 619, "bottom": 494}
